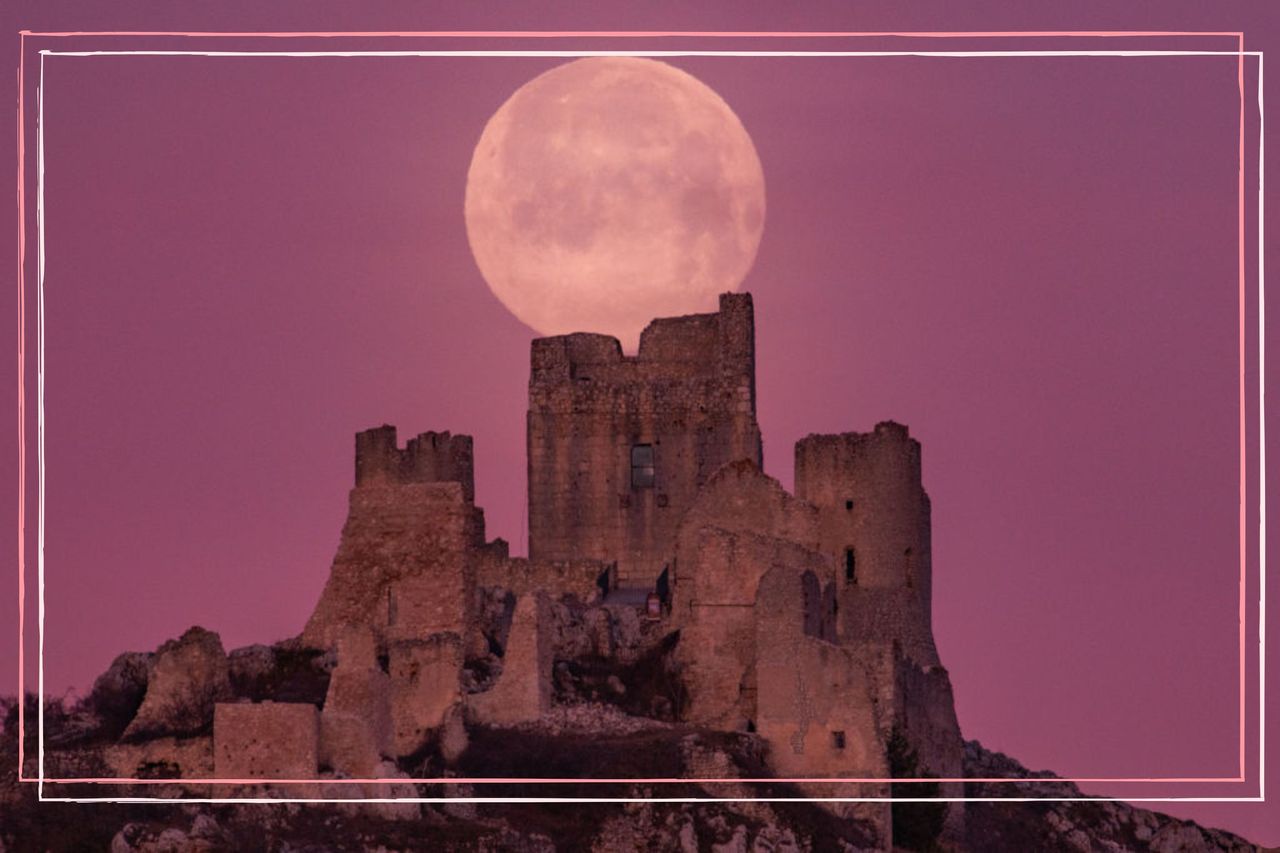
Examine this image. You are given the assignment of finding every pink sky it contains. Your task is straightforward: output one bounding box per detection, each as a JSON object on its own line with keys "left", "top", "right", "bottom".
{"left": 2, "top": 1, "right": 1276, "bottom": 845}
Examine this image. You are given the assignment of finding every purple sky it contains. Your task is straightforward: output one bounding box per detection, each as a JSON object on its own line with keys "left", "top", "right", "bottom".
{"left": 3, "top": 1, "right": 1276, "bottom": 844}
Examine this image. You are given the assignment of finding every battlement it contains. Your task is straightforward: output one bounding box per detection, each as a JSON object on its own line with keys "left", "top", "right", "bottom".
{"left": 794, "top": 421, "right": 919, "bottom": 462}
{"left": 529, "top": 292, "right": 756, "bottom": 403}
{"left": 354, "top": 425, "right": 475, "bottom": 502}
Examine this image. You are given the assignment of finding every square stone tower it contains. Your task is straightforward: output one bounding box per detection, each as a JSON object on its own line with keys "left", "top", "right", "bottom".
{"left": 527, "top": 292, "right": 762, "bottom": 585}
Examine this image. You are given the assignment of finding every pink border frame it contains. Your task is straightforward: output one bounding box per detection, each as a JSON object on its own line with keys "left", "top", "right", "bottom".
{"left": 12, "top": 29, "right": 1258, "bottom": 795}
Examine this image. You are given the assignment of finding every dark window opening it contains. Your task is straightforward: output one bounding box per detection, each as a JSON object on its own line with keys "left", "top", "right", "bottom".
{"left": 904, "top": 547, "right": 914, "bottom": 588}
{"left": 845, "top": 499, "right": 854, "bottom": 511}
{"left": 845, "top": 548, "right": 856, "bottom": 584}
{"left": 631, "top": 444, "right": 655, "bottom": 489}
{"left": 802, "top": 571, "right": 823, "bottom": 638}
{"left": 833, "top": 731, "right": 846, "bottom": 750}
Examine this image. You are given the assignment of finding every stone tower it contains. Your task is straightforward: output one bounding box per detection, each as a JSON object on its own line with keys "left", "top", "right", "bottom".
{"left": 794, "top": 422, "right": 937, "bottom": 666}
{"left": 300, "top": 426, "right": 486, "bottom": 650}
{"left": 794, "top": 422, "right": 964, "bottom": 834}
{"left": 526, "top": 292, "right": 762, "bottom": 585}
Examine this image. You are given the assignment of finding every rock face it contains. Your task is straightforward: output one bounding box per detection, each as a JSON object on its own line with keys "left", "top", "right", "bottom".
{"left": 85, "top": 651, "right": 152, "bottom": 737}
{"left": 962, "top": 741, "right": 1259, "bottom": 853}
{"left": 122, "top": 627, "right": 231, "bottom": 741}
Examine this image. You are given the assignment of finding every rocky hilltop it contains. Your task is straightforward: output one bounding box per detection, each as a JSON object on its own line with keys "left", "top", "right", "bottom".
{"left": 1, "top": 295, "right": 1263, "bottom": 851}
{"left": 0, "top": 672, "right": 1261, "bottom": 851}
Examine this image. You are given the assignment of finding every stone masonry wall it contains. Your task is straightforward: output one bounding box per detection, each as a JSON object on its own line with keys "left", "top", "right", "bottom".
{"left": 667, "top": 461, "right": 830, "bottom": 729}
{"left": 894, "top": 652, "right": 966, "bottom": 838}
{"left": 754, "top": 564, "right": 891, "bottom": 848}
{"left": 473, "top": 551, "right": 612, "bottom": 605}
{"left": 672, "top": 524, "right": 832, "bottom": 730}
{"left": 213, "top": 702, "right": 319, "bottom": 780}
{"left": 301, "top": 480, "right": 477, "bottom": 650}
{"left": 356, "top": 425, "right": 476, "bottom": 502}
{"left": 319, "top": 629, "right": 392, "bottom": 777}
{"left": 388, "top": 632, "right": 463, "bottom": 758}
{"left": 527, "top": 293, "right": 762, "bottom": 585}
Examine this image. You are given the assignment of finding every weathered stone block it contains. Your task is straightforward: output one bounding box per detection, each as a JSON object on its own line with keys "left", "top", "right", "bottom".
{"left": 213, "top": 702, "right": 319, "bottom": 780}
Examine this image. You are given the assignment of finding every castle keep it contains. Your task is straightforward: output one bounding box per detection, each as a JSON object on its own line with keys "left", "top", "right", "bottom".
{"left": 527, "top": 292, "right": 761, "bottom": 584}
{"left": 217, "top": 293, "right": 963, "bottom": 848}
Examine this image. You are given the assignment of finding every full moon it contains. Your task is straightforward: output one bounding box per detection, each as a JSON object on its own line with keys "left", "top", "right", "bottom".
{"left": 464, "top": 57, "right": 766, "bottom": 351}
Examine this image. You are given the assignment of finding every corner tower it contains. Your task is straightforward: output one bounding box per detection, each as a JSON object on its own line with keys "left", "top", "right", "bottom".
{"left": 794, "top": 422, "right": 937, "bottom": 666}
{"left": 527, "top": 293, "right": 762, "bottom": 585}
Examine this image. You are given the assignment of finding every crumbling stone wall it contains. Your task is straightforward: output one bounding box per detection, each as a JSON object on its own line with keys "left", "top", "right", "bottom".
{"left": 754, "top": 565, "right": 885, "bottom": 778}
{"left": 666, "top": 461, "right": 832, "bottom": 729}
{"left": 468, "top": 593, "right": 554, "bottom": 726}
{"left": 527, "top": 293, "right": 762, "bottom": 585}
{"left": 122, "top": 627, "right": 232, "bottom": 741}
{"left": 319, "top": 629, "right": 392, "bottom": 777}
{"left": 474, "top": 551, "right": 612, "bottom": 605}
{"left": 213, "top": 702, "right": 319, "bottom": 780}
{"left": 753, "top": 565, "right": 891, "bottom": 844}
{"left": 388, "top": 632, "right": 463, "bottom": 757}
{"left": 893, "top": 651, "right": 965, "bottom": 838}
{"left": 672, "top": 524, "right": 832, "bottom": 730}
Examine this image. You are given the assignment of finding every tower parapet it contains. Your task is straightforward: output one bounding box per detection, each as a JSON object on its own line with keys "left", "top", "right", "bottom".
{"left": 355, "top": 425, "right": 475, "bottom": 502}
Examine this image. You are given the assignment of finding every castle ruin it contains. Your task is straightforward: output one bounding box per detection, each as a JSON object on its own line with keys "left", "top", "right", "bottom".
{"left": 215, "top": 292, "right": 964, "bottom": 847}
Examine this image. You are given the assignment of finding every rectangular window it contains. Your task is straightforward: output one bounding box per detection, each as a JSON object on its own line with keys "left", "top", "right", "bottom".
{"left": 845, "top": 548, "right": 856, "bottom": 584}
{"left": 833, "top": 731, "right": 846, "bottom": 750}
{"left": 631, "top": 444, "right": 655, "bottom": 489}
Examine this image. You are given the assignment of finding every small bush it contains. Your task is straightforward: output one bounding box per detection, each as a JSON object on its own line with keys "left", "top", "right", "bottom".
{"left": 888, "top": 727, "right": 947, "bottom": 852}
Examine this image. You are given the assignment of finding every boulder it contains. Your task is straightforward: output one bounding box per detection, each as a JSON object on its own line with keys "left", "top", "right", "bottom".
{"left": 227, "top": 644, "right": 276, "bottom": 697}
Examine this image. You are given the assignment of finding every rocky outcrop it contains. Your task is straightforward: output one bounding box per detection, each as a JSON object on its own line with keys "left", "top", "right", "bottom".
{"left": 963, "top": 741, "right": 1258, "bottom": 853}
{"left": 122, "top": 627, "right": 232, "bottom": 741}
{"left": 85, "top": 652, "right": 152, "bottom": 738}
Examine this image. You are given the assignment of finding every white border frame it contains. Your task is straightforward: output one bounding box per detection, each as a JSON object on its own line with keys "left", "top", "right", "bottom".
{"left": 22, "top": 41, "right": 1269, "bottom": 804}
